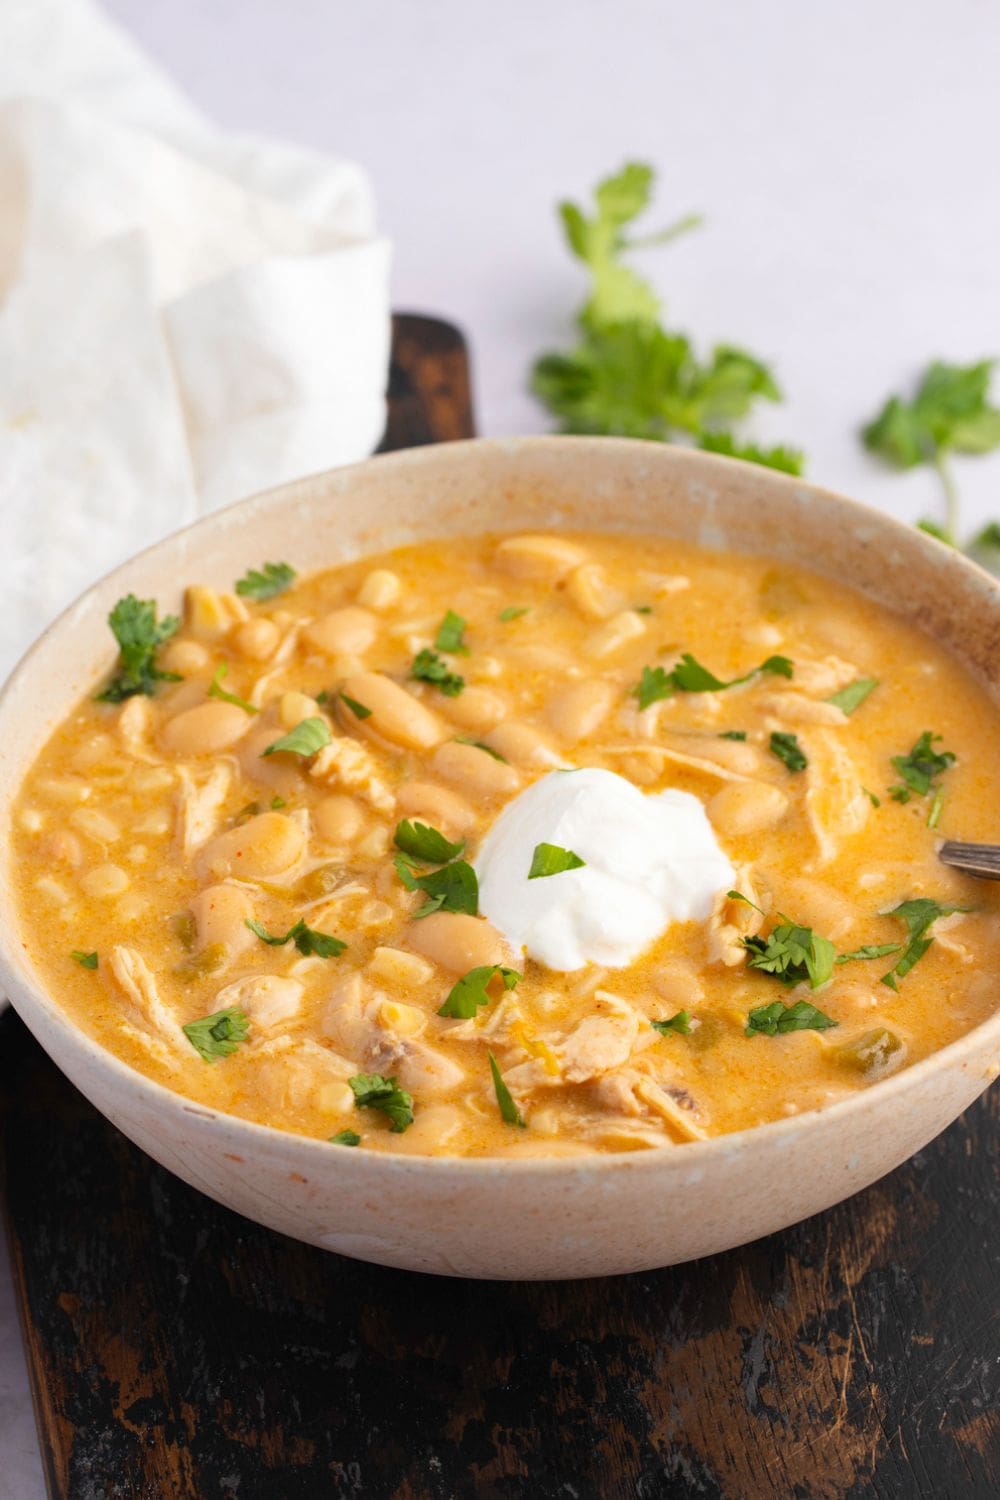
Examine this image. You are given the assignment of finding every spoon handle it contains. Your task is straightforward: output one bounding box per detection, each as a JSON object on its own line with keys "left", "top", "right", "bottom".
{"left": 938, "top": 840, "right": 1000, "bottom": 880}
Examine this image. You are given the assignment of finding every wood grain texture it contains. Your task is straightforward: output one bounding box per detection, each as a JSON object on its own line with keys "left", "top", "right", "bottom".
{"left": 2, "top": 316, "right": 997, "bottom": 1499}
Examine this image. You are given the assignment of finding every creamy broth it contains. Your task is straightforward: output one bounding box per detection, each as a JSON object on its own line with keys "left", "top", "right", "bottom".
{"left": 11, "top": 532, "right": 1000, "bottom": 1157}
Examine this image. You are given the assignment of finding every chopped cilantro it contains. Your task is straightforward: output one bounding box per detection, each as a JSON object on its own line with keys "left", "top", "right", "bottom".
{"left": 652, "top": 1010, "right": 691, "bottom": 1036}
{"left": 881, "top": 898, "right": 967, "bottom": 989}
{"left": 207, "top": 663, "right": 258, "bottom": 714}
{"left": 245, "top": 917, "right": 346, "bottom": 958}
{"left": 330, "top": 1130, "right": 361, "bottom": 1147}
{"left": 488, "top": 1051, "right": 526, "bottom": 1127}
{"left": 408, "top": 861, "right": 479, "bottom": 919}
{"left": 71, "top": 950, "right": 98, "bottom": 970}
{"left": 836, "top": 943, "right": 901, "bottom": 964}
{"left": 394, "top": 819, "right": 465, "bottom": 864}
{"left": 743, "top": 919, "right": 835, "bottom": 989}
{"left": 182, "top": 1007, "right": 249, "bottom": 1062}
{"left": 261, "top": 716, "right": 332, "bottom": 758}
{"left": 719, "top": 730, "right": 747, "bottom": 741}
{"left": 889, "top": 731, "right": 954, "bottom": 803}
{"left": 434, "top": 609, "right": 469, "bottom": 655}
{"left": 528, "top": 843, "right": 586, "bottom": 879}
{"left": 438, "top": 964, "right": 521, "bottom": 1019}
{"left": 634, "top": 653, "right": 791, "bottom": 708}
{"left": 769, "top": 731, "right": 807, "bottom": 772}
{"left": 339, "top": 692, "right": 372, "bottom": 720}
{"left": 411, "top": 649, "right": 465, "bottom": 697}
{"left": 745, "top": 999, "right": 837, "bottom": 1038}
{"left": 453, "top": 736, "right": 508, "bottom": 762}
{"left": 270, "top": 796, "right": 286, "bottom": 810}
{"left": 349, "top": 1073, "right": 414, "bottom": 1133}
{"left": 499, "top": 606, "right": 530, "bottom": 621}
{"left": 96, "top": 595, "right": 180, "bottom": 702}
{"left": 234, "top": 561, "right": 296, "bottom": 601}
{"left": 827, "top": 678, "right": 878, "bottom": 715}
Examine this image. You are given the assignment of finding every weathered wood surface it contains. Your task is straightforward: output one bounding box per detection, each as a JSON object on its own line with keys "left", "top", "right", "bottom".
{"left": 2, "top": 316, "right": 998, "bottom": 1499}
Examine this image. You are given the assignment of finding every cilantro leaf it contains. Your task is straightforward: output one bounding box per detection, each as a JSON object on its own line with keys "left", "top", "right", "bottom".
{"left": 719, "top": 730, "right": 747, "bottom": 741}
{"left": 745, "top": 999, "right": 837, "bottom": 1038}
{"left": 528, "top": 843, "right": 586, "bottom": 879}
{"left": 826, "top": 678, "right": 878, "bottom": 715}
{"left": 339, "top": 692, "right": 372, "bottom": 720}
{"left": 635, "top": 665, "right": 674, "bottom": 709}
{"left": 349, "top": 1073, "right": 414, "bottom": 1133}
{"left": 889, "top": 731, "right": 954, "bottom": 803}
{"left": 499, "top": 606, "right": 530, "bottom": 621}
{"left": 394, "top": 819, "right": 465, "bottom": 863}
{"left": 182, "top": 1007, "right": 249, "bottom": 1062}
{"left": 453, "top": 736, "right": 509, "bottom": 762}
{"left": 71, "top": 950, "right": 98, "bottom": 969}
{"left": 411, "top": 861, "right": 479, "bottom": 919}
{"left": 261, "top": 716, "right": 332, "bottom": 758}
{"left": 699, "top": 431, "right": 805, "bottom": 476}
{"left": 652, "top": 1010, "right": 691, "bottom": 1036}
{"left": 411, "top": 649, "right": 465, "bottom": 697}
{"left": 330, "top": 1130, "right": 361, "bottom": 1146}
{"left": 96, "top": 595, "right": 180, "bottom": 702}
{"left": 488, "top": 1051, "right": 526, "bottom": 1127}
{"left": 435, "top": 609, "right": 469, "bottom": 655}
{"left": 208, "top": 663, "right": 258, "bottom": 714}
{"left": 769, "top": 731, "right": 808, "bottom": 772}
{"left": 634, "top": 653, "right": 790, "bottom": 707}
{"left": 743, "top": 920, "right": 835, "bottom": 989}
{"left": 438, "top": 964, "right": 521, "bottom": 1019}
{"left": 235, "top": 561, "right": 296, "bottom": 601}
{"left": 863, "top": 359, "right": 1000, "bottom": 543}
{"left": 836, "top": 943, "right": 901, "bottom": 964}
{"left": 881, "top": 898, "right": 967, "bottom": 988}
{"left": 245, "top": 917, "right": 346, "bottom": 958}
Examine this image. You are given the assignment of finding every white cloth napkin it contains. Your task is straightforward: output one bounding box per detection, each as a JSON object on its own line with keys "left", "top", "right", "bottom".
{"left": 1, "top": 0, "right": 391, "bottom": 682}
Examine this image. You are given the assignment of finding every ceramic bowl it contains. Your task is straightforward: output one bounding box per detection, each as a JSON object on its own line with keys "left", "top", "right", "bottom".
{"left": 1, "top": 438, "right": 998, "bottom": 1280}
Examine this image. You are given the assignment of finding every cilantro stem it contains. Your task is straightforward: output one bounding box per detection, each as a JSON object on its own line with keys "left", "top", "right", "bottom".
{"left": 934, "top": 450, "right": 960, "bottom": 545}
{"left": 623, "top": 212, "right": 704, "bottom": 251}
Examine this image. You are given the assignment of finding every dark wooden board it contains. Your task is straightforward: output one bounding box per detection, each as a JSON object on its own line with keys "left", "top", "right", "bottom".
{"left": 3, "top": 315, "right": 998, "bottom": 1500}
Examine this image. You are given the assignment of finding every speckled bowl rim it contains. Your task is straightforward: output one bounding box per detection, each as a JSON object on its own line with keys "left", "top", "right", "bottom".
{"left": 1, "top": 436, "right": 998, "bottom": 1180}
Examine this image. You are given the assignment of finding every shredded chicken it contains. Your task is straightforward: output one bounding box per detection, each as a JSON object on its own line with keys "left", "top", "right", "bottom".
{"left": 117, "top": 696, "right": 156, "bottom": 760}
{"left": 108, "top": 946, "right": 186, "bottom": 1057}
{"left": 804, "top": 730, "right": 871, "bottom": 866}
{"left": 215, "top": 974, "right": 304, "bottom": 1029}
{"left": 708, "top": 867, "right": 767, "bottom": 966}
{"left": 175, "top": 763, "right": 232, "bottom": 858}
{"left": 310, "top": 736, "right": 395, "bottom": 813}
{"left": 788, "top": 655, "right": 858, "bottom": 697}
{"left": 758, "top": 692, "right": 848, "bottom": 727}
{"left": 557, "top": 993, "right": 640, "bottom": 1083}
{"left": 600, "top": 744, "right": 751, "bottom": 782}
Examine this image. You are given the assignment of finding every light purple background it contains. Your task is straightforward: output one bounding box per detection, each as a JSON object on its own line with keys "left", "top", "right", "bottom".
{"left": 4, "top": 1, "right": 1000, "bottom": 1492}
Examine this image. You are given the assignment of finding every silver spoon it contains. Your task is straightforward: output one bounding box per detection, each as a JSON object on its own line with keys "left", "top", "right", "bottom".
{"left": 938, "top": 840, "right": 1000, "bottom": 880}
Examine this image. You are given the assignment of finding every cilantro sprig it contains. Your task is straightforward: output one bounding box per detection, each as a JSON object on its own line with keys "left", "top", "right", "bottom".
{"left": 245, "top": 917, "right": 346, "bottom": 958}
{"left": 182, "top": 1007, "right": 250, "bottom": 1063}
{"left": 410, "top": 649, "right": 465, "bottom": 697}
{"left": 863, "top": 359, "right": 1000, "bottom": 546}
{"left": 393, "top": 819, "right": 478, "bottom": 918}
{"left": 881, "top": 898, "right": 967, "bottom": 990}
{"left": 349, "top": 1073, "right": 414, "bottom": 1133}
{"left": 528, "top": 843, "right": 586, "bottom": 879}
{"left": 531, "top": 161, "right": 803, "bottom": 475}
{"left": 745, "top": 999, "right": 837, "bottom": 1038}
{"left": 488, "top": 1052, "right": 526, "bottom": 1127}
{"left": 438, "top": 964, "right": 521, "bottom": 1019}
{"left": 208, "top": 663, "right": 258, "bottom": 715}
{"left": 634, "top": 653, "right": 791, "bottom": 710}
{"left": 262, "top": 717, "right": 332, "bottom": 759}
{"left": 235, "top": 561, "right": 296, "bottom": 601}
{"left": 889, "top": 731, "right": 954, "bottom": 805}
{"left": 96, "top": 595, "right": 180, "bottom": 703}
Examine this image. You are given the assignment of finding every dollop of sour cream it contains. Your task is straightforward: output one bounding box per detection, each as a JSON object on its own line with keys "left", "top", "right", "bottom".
{"left": 475, "top": 767, "right": 734, "bottom": 972}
